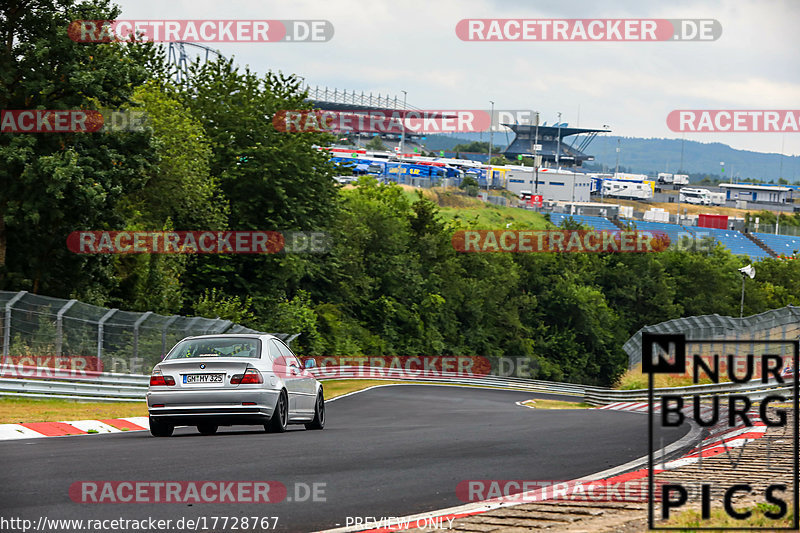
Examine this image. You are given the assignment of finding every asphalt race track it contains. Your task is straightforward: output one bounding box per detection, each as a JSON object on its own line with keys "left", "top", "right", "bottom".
{"left": 0, "top": 385, "right": 688, "bottom": 532}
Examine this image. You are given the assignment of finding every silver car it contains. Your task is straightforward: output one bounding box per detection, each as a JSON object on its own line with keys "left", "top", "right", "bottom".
{"left": 147, "top": 334, "right": 324, "bottom": 437}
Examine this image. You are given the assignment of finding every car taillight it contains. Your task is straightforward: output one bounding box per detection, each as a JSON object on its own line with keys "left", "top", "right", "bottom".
{"left": 150, "top": 369, "right": 175, "bottom": 386}
{"left": 231, "top": 368, "right": 263, "bottom": 384}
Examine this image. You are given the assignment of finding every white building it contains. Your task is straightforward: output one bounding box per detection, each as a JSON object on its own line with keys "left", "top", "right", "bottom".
{"left": 719, "top": 184, "right": 791, "bottom": 204}
{"left": 501, "top": 167, "right": 592, "bottom": 203}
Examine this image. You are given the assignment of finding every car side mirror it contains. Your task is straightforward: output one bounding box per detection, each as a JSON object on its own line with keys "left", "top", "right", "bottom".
{"left": 304, "top": 359, "right": 317, "bottom": 369}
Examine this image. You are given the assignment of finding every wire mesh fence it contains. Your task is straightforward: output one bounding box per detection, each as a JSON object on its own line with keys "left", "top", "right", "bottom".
{"left": 625, "top": 305, "right": 800, "bottom": 368}
{"left": 0, "top": 291, "right": 290, "bottom": 375}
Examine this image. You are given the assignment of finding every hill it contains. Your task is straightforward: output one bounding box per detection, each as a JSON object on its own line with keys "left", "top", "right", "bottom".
{"left": 425, "top": 133, "right": 799, "bottom": 183}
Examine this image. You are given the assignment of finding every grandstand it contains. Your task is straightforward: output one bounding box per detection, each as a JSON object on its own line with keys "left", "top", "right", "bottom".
{"left": 623, "top": 220, "right": 696, "bottom": 245}
{"left": 691, "top": 227, "right": 771, "bottom": 259}
{"left": 504, "top": 124, "right": 610, "bottom": 167}
{"left": 548, "top": 213, "right": 619, "bottom": 231}
{"left": 550, "top": 214, "right": 776, "bottom": 259}
{"left": 754, "top": 233, "right": 800, "bottom": 257}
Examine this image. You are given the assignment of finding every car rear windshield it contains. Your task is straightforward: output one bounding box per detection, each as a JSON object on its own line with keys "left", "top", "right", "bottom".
{"left": 165, "top": 338, "right": 261, "bottom": 360}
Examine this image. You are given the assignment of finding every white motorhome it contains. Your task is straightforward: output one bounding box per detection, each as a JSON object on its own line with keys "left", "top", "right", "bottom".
{"left": 680, "top": 188, "right": 712, "bottom": 205}
{"left": 602, "top": 180, "right": 654, "bottom": 200}
{"left": 657, "top": 173, "right": 674, "bottom": 184}
{"left": 673, "top": 174, "right": 690, "bottom": 185}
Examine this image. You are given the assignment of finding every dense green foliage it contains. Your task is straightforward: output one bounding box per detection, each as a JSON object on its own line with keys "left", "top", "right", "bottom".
{"left": 3, "top": 1, "right": 800, "bottom": 386}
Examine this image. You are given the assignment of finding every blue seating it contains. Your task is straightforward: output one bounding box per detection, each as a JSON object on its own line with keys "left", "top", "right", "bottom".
{"left": 549, "top": 214, "right": 618, "bottom": 231}
{"left": 753, "top": 233, "right": 800, "bottom": 257}
{"left": 690, "top": 227, "right": 771, "bottom": 259}
{"left": 621, "top": 220, "right": 696, "bottom": 249}
{"left": 548, "top": 214, "right": 772, "bottom": 259}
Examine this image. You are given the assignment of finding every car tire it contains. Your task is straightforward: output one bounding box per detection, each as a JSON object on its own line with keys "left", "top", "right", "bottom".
{"left": 149, "top": 417, "right": 174, "bottom": 437}
{"left": 197, "top": 424, "right": 218, "bottom": 435}
{"left": 265, "top": 390, "right": 288, "bottom": 433}
{"left": 305, "top": 391, "right": 325, "bottom": 430}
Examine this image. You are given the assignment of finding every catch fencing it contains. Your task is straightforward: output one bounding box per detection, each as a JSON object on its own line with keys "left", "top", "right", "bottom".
{"left": 0, "top": 291, "right": 293, "bottom": 376}
{"left": 624, "top": 306, "right": 800, "bottom": 368}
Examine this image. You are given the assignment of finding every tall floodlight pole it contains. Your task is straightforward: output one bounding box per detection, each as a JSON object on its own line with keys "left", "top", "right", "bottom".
{"left": 556, "top": 112, "right": 562, "bottom": 168}
{"left": 738, "top": 265, "right": 755, "bottom": 318}
{"left": 399, "top": 90, "right": 407, "bottom": 154}
{"left": 488, "top": 100, "right": 494, "bottom": 190}
{"left": 534, "top": 112, "right": 540, "bottom": 195}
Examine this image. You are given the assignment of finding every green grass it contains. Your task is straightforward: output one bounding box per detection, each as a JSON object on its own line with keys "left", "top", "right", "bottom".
{"left": 615, "top": 363, "right": 715, "bottom": 390}
{"left": 520, "top": 398, "right": 590, "bottom": 409}
{"left": 0, "top": 380, "right": 408, "bottom": 423}
{"left": 664, "top": 501, "right": 794, "bottom": 530}
{"left": 0, "top": 397, "right": 149, "bottom": 423}
{"left": 440, "top": 205, "right": 549, "bottom": 230}
{"left": 397, "top": 186, "right": 550, "bottom": 230}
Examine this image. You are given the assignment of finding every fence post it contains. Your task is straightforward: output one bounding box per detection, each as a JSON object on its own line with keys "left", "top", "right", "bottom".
{"left": 3, "top": 291, "right": 28, "bottom": 359}
{"left": 183, "top": 317, "right": 201, "bottom": 336}
{"left": 133, "top": 311, "right": 153, "bottom": 360}
{"left": 97, "top": 308, "right": 118, "bottom": 360}
{"left": 55, "top": 299, "right": 77, "bottom": 357}
{"left": 161, "top": 315, "right": 179, "bottom": 356}
{"left": 211, "top": 318, "right": 232, "bottom": 335}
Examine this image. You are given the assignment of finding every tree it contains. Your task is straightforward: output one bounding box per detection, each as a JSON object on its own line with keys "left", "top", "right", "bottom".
{"left": 171, "top": 59, "right": 340, "bottom": 305}
{"left": 0, "top": 0, "right": 160, "bottom": 300}
{"left": 365, "top": 135, "right": 386, "bottom": 151}
{"left": 489, "top": 155, "right": 511, "bottom": 165}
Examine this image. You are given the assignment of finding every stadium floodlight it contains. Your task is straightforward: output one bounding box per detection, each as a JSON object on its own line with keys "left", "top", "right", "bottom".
{"left": 488, "top": 100, "right": 494, "bottom": 179}
{"left": 738, "top": 264, "right": 755, "bottom": 317}
{"left": 399, "top": 90, "right": 407, "bottom": 154}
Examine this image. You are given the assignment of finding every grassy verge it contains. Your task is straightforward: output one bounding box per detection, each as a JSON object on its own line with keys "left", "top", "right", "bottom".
{"left": 663, "top": 501, "right": 794, "bottom": 530}
{"left": 520, "top": 398, "right": 589, "bottom": 409}
{"left": 616, "top": 363, "right": 715, "bottom": 389}
{"left": 0, "top": 397, "right": 149, "bottom": 424}
{"left": 398, "top": 185, "right": 549, "bottom": 230}
{"left": 0, "top": 379, "right": 409, "bottom": 423}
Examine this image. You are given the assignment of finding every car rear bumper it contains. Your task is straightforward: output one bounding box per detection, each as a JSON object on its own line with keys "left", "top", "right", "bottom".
{"left": 147, "top": 388, "right": 279, "bottom": 426}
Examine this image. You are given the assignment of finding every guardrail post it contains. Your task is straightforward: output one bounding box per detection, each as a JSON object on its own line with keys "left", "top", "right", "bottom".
{"left": 3, "top": 291, "right": 27, "bottom": 360}
{"left": 161, "top": 315, "right": 179, "bottom": 356}
{"left": 97, "top": 308, "right": 118, "bottom": 360}
{"left": 132, "top": 311, "right": 153, "bottom": 361}
{"left": 55, "top": 299, "right": 77, "bottom": 357}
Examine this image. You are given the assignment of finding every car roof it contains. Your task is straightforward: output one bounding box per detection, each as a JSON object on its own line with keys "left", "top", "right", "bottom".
{"left": 181, "top": 333, "right": 277, "bottom": 341}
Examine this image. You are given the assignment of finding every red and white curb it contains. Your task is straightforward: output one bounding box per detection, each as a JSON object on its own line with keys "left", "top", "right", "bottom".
{"left": 0, "top": 417, "right": 148, "bottom": 440}
{"left": 600, "top": 401, "right": 768, "bottom": 470}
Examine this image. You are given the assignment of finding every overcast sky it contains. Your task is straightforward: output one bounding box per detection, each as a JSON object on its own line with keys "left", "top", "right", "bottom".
{"left": 115, "top": 0, "right": 800, "bottom": 156}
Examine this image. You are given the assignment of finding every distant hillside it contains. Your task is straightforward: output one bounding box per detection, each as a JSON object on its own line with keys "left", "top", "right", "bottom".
{"left": 425, "top": 133, "right": 798, "bottom": 183}
{"left": 590, "top": 136, "right": 798, "bottom": 183}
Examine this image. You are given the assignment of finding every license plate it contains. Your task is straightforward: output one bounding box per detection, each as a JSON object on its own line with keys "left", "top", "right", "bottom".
{"left": 183, "top": 373, "right": 224, "bottom": 384}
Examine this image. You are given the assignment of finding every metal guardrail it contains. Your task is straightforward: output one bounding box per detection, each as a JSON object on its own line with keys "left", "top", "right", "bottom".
{"left": 1, "top": 366, "right": 793, "bottom": 406}
{"left": 0, "top": 366, "right": 586, "bottom": 402}
{"left": 584, "top": 377, "right": 795, "bottom": 406}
